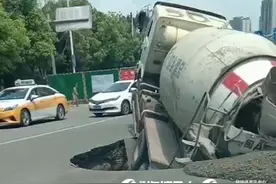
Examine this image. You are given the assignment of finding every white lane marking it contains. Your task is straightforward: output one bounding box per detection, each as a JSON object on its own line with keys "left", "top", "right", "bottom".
{"left": 0, "top": 116, "right": 123, "bottom": 146}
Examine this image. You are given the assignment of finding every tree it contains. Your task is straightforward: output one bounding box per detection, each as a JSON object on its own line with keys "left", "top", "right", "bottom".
{"left": 43, "top": 0, "right": 91, "bottom": 73}
{"left": 0, "top": 2, "right": 29, "bottom": 75}
{"left": 1, "top": 0, "right": 56, "bottom": 80}
{"left": 43, "top": 0, "right": 142, "bottom": 73}
{"left": 0, "top": 0, "right": 142, "bottom": 86}
{"left": 23, "top": 8, "right": 56, "bottom": 78}
{"left": 2, "top": 0, "right": 38, "bottom": 17}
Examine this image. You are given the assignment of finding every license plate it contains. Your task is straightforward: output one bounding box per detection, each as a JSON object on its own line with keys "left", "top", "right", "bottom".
{"left": 93, "top": 105, "right": 101, "bottom": 109}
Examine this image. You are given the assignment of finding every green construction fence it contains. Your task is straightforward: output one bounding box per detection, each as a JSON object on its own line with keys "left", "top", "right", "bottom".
{"left": 47, "top": 68, "right": 120, "bottom": 102}
{"left": 47, "top": 72, "right": 85, "bottom": 101}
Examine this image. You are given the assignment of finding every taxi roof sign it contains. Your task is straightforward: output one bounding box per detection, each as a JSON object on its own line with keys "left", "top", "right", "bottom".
{"left": 15, "top": 79, "right": 36, "bottom": 86}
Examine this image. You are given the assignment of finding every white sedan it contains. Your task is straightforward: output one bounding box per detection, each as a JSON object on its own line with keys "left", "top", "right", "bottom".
{"left": 88, "top": 80, "right": 135, "bottom": 117}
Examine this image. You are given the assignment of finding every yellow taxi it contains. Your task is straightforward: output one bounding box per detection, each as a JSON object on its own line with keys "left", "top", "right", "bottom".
{"left": 0, "top": 79, "right": 69, "bottom": 127}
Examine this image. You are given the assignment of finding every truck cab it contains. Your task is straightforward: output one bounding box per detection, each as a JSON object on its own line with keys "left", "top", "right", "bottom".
{"left": 136, "top": 1, "right": 232, "bottom": 86}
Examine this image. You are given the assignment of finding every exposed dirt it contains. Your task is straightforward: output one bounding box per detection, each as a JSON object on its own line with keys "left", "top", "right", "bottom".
{"left": 184, "top": 151, "right": 276, "bottom": 183}
{"left": 70, "top": 140, "right": 129, "bottom": 171}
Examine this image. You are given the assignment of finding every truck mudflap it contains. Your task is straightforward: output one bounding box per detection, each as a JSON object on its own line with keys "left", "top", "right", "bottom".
{"left": 124, "top": 115, "right": 182, "bottom": 170}
{"left": 124, "top": 137, "right": 138, "bottom": 168}
{"left": 143, "top": 116, "right": 182, "bottom": 169}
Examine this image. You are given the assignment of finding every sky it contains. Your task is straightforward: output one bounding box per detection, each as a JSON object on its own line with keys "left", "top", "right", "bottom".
{"left": 91, "top": 0, "right": 263, "bottom": 31}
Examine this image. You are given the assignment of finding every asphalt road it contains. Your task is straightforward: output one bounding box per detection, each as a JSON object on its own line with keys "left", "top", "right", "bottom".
{"left": 0, "top": 105, "right": 134, "bottom": 184}
{"left": 0, "top": 105, "right": 231, "bottom": 184}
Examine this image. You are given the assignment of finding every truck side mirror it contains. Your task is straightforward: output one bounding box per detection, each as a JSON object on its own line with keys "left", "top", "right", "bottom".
{"left": 136, "top": 10, "right": 149, "bottom": 33}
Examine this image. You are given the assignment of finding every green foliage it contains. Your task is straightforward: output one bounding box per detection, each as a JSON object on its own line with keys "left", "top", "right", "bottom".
{"left": 2, "top": 0, "right": 37, "bottom": 17}
{"left": 0, "top": 0, "right": 142, "bottom": 86}
{"left": 24, "top": 8, "right": 56, "bottom": 77}
{"left": 73, "top": 9, "right": 142, "bottom": 71}
{"left": 0, "top": 2, "right": 29, "bottom": 74}
{"left": 43, "top": 0, "right": 141, "bottom": 73}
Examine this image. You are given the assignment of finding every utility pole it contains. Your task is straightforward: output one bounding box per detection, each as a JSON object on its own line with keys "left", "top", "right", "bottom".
{"left": 47, "top": 14, "right": 57, "bottom": 75}
{"left": 67, "top": 0, "right": 76, "bottom": 73}
{"left": 131, "top": 12, "right": 134, "bottom": 37}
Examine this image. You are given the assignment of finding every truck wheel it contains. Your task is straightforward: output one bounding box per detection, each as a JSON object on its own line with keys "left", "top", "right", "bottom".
{"left": 131, "top": 129, "right": 148, "bottom": 170}
{"left": 20, "top": 109, "right": 31, "bottom": 126}
{"left": 121, "top": 100, "right": 130, "bottom": 115}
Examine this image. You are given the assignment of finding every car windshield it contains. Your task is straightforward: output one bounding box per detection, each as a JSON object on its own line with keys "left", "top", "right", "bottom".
{"left": 102, "top": 82, "right": 131, "bottom": 93}
{"left": 0, "top": 88, "right": 29, "bottom": 100}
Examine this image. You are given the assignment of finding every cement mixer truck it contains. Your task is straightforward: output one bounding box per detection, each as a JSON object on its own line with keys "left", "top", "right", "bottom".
{"left": 126, "top": 1, "right": 276, "bottom": 170}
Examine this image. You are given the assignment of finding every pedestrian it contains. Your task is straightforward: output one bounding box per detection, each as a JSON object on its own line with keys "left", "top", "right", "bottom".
{"left": 72, "top": 83, "right": 79, "bottom": 107}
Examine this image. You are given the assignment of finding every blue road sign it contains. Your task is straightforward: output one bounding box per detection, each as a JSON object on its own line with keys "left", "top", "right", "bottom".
{"left": 273, "top": 28, "right": 276, "bottom": 41}
{"left": 254, "top": 30, "right": 264, "bottom": 37}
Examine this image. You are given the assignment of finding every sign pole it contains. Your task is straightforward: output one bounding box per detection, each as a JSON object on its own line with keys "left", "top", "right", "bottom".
{"left": 67, "top": 0, "right": 76, "bottom": 73}
{"left": 54, "top": 3, "right": 92, "bottom": 74}
{"left": 69, "top": 30, "right": 76, "bottom": 73}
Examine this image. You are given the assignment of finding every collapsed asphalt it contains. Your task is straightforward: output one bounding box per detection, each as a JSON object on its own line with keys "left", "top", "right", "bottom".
{"left": 70, "top": 139, "right": 129, "bottom": 171}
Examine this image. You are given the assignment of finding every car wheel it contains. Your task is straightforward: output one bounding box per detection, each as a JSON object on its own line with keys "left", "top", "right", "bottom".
{"left": 20, "top": 109, "right": 31, "bottom": 126}
{"left": 94, "top": 113, "right": 103, "bottom": 117}
{"left": 121, "top": 100, "right": 130, "bottom": 115}
{"left": 55, "top": 104, "right": 65, "bottom": 120}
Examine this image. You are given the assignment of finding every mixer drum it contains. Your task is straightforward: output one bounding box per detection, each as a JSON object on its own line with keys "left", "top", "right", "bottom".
{"left": 159, "top": 27, "right": 276, "bottom": 132}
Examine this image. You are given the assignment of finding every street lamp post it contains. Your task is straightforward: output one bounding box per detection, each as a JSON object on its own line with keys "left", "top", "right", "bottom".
{"left": 67, "top": 0, "right": 76, "bottom": 73}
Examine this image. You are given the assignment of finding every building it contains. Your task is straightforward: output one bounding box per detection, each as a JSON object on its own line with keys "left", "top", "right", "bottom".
{"left": 259, "top": 0, "right": 276, "bottom": 35}
{"left": 229, "top": 17, "right": 242, "bottom": 31}
{"left": 242, "top": 17, "right": 252, "bottom": 32}
{"left": 229, "top": 17, "right": 252, "bottom": 32}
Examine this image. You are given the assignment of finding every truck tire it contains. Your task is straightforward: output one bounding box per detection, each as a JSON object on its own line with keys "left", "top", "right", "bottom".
{"left": 131, "top": 129, "right": 148, "bottom": 170}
